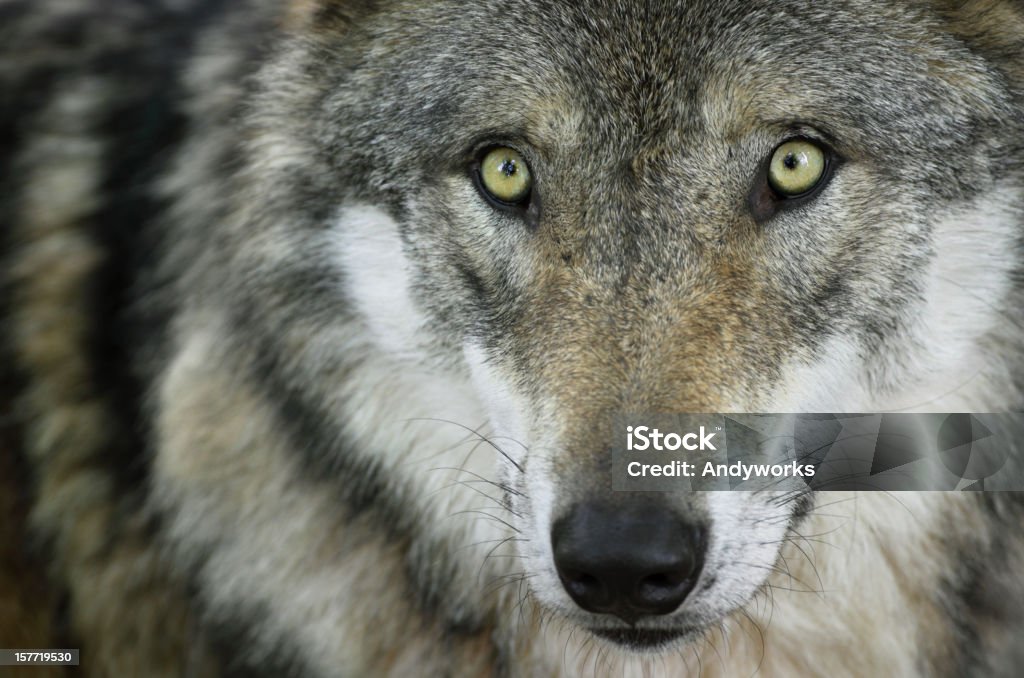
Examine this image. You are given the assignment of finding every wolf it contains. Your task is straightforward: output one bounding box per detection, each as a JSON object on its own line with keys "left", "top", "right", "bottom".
{"left": 2, "top": 0, "right": 1024, "bottom": 675}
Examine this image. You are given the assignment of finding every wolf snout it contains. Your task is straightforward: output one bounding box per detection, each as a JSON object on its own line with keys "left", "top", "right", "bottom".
{"left": 551, "top": 500, "right": 705, "bottom": 624}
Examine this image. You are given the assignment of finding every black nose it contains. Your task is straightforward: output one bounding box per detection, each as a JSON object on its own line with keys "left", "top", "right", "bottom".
{"left": 551, "top": 500, "right": 704, "bottom": 624}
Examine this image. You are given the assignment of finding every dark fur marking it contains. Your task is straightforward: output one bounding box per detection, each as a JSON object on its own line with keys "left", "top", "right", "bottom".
{"left": 945, "top": 494, "right": 1024, "bottom": 676}
{"left": 223, "top": 311, "right": 481, "bottom": 633}
{"left": 85, "top": 0, "right": 241, "bottom": 494}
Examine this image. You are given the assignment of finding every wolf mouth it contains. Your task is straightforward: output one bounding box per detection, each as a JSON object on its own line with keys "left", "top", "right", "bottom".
{"left": 589, "top": 627, "right": 694, "bottom": 650}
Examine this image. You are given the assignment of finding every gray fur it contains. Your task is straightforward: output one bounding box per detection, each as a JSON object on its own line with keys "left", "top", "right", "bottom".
{"left": 2, "top": 0, "right": 1023, "bottom": 675}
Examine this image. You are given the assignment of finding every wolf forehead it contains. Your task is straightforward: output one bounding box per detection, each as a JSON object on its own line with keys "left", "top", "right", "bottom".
{"left": 310, "top": 0, "right": 1015, "bottom": 187}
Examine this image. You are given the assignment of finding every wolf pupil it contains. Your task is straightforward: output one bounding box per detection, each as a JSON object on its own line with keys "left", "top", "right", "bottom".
{"left": 500, "top": 159, "right": 517, "bottom": 177}
{"left": 783, "top": 153, "right": 799, "bottom": 170}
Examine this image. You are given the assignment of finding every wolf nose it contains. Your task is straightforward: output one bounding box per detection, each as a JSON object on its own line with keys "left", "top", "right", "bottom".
{"left": 551, "top": 500, "right": 704, "bottom": 624}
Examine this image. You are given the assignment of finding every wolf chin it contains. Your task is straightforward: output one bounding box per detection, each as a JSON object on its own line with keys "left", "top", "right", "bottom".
{"left": 2, "top": 0, "right": 1024, "bottom": 676}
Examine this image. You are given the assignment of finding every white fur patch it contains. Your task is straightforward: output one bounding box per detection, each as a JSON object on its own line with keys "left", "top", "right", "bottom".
{"left": 327, "top": 206, "right": 514, "bottom": 565}
{"left": 333, "top": 205, "right": 430, "bottom": 359}
{"left": 462, "top": 341, "right": 530, "bottom": 461}
{"left": 775, "top": 185, "right": 1022, "bottom": 413}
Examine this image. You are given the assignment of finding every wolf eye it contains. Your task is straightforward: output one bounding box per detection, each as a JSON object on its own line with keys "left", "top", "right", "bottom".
{"left": 767, "top": 139, "right": 827, "bottom": 197}
{"left": 477, "top": 146, "right": 532, "bottom": 205}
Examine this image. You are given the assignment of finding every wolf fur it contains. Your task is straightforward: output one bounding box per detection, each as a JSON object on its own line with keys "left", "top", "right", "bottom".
{"left": 2, "top": 0, "right": 1024, "bottom": 676}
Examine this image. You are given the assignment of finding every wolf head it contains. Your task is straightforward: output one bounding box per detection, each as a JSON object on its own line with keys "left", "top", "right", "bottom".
{"left": 162, "top": 0, "right": 1024, "bottom": 661}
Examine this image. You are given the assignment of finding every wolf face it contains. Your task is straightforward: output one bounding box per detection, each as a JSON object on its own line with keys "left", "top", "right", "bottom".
{"left": 6, "top": 0, "right": 1024, "bottom": 674}
{"left": 249, "top": 0, "right": 1024, "bottom": 653}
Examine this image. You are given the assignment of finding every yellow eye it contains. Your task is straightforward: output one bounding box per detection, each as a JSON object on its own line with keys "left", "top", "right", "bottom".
{"left": 767, "top": 139, "right": 826, "bottom": 197}
{"left": 479, "top": 146, "right": 532, "bottom": 204}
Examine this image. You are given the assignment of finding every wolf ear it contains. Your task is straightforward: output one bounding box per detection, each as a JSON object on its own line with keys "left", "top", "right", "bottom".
{"left": 935, "top": 0, "right": 1024, "bottom": 86}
